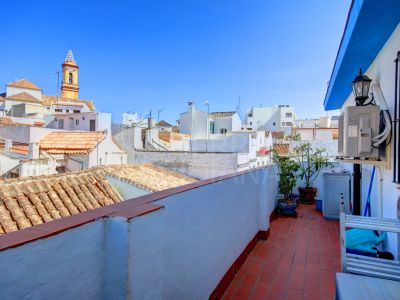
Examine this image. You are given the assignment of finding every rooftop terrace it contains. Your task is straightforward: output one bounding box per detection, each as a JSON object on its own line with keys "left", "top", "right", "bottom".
{"left": 222, "top": 204, "right": 340, "bottom": 300}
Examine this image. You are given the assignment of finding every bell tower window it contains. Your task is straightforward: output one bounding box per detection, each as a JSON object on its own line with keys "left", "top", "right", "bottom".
{"left": 68, "top": 72, "right": 73, "bottom": 84}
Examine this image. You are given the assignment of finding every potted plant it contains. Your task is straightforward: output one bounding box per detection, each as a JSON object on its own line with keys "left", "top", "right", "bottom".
{"left": 292, "top": 143, "right": 332, "bottom": 204}
{"left": 274, "top": 154, "right": 300, "bottom": 216}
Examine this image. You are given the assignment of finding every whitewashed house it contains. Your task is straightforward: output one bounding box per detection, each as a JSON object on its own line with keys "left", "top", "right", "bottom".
{"left": 178, "top": 102, "right": 241, "bottom": 139}
{"left": 47, "top": 112, "right": 111, "bottom": 132}
{"left": 245, "top": 105, "right": 295, "bottom": 134}
{"left": 38, "top": 131, "right": 127, "bottom": 171}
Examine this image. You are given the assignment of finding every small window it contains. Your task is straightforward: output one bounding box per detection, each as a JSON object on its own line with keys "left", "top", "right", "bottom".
{"left": 75, "top": 119, "right": 79, "bottom": 125}
{"left": 249, "top": 122, "right": 252, "bottom": 125}
{"left": 73, "top": 110, "right": 80, "bottom": 113}
{"left": 66, "top": 109, "right": 70, "bottom": 113}
{"left": 273, "top": 122, "right": 276, "bottom": 126}
{"left": 286, "top": 113, "right": 292, "bottom": 118}
{"left": 69, "top": 72, "right": 73, "bottom": 84}
{"left": 220, "top": 128, "right": 227, "bottom": 134}
{"left": 55, "top": 109, "right": 62, "bottom": 112}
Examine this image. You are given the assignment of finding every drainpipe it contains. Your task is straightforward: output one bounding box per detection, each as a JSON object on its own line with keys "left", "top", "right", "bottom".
{"left": 353, "top": 163, "right": 361, "bottom": 215}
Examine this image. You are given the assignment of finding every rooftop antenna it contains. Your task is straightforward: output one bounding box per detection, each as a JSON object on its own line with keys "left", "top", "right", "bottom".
{"left": 236, "top": 96, "right": 241, "bottom": 112}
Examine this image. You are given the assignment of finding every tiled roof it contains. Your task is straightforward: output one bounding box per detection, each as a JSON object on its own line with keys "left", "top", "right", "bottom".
{"left": 0, "top": 117, "right": 14, "bottom": 126}
{"left": 95, "top": 164, "right": 197, "bottom": 192}
{"left": 0, "top": 172, "right": 122, "bottom": 235}
{"left": 0, "top": 139, "right": 29, "bottom": 155}
{"left": 6, "top": 79, "right": 41, "bottom": 91}
{"left": 42, "top": 95, "right": 95, "bottom": 111}
{"left": 156, "top": 120, "right": 173, "bottom": 127}
{"left": 273, "top": 143, "right": 289, "bottom": 157}
{"left": 209, "top": 111, "right": 236, "bottom": 118}
{"left": 39, "top": 131, "right": 106, "bottom": 154}
{"left": 271, "top": 131, "right": 285, "bottom": 139}
{"left": 5, "top": 92, "right": 41, "bottom": 103}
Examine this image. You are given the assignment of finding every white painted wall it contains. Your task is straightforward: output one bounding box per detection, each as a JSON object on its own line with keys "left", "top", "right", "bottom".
{"left": 47, "top": 112, "right": 111, "bottom": 132}
{"left": 0, "top": 167, "right": 278, "bottom": 299}
{"left": 0, "top": 126, "right": 59, "bottom": 143}
{"left": 179, "top": 103, "right": 209, "bottom": 139}
{"left": 19, "top": 159, "right": 58, "bottom": 177}
{"left": 191, "top": 132, "right": 251, "bottom": 153}
{"left": 0, "top": 153, "right": 19, "bottom": 175}
{"left": 0, "top": 221, "right": 105, "bottom": 299}
{"left": 113, "top": 126, "right": 143, "bottom": 150}
{"left": 130, "top": 150, "right": 241, "bottom": 180}
{"left": 339, "top": 23, "right": 400, "bottom": 257}
{"left": 6, "top": 86, "right": 42, "bottom": 100}
{"left": 293, "top": 128, "right": 337, "bottom": 141}
{"left": 245, "top": 105, "right": 295, "bottom": 133}
{"left": 87, "top": 136, "right": 127, "bottom": 167}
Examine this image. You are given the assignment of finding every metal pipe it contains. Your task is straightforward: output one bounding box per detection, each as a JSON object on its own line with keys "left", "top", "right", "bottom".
{"left": 396, "top": 51, "right": 400, "bottom": 183}
{"left": 394, "top": 52, "right": 398, "bottom": 182}
{"left": 353, "top": 163, "right": 362, "bottom": 215}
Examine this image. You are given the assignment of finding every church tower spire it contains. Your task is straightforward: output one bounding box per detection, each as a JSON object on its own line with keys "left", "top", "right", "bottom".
{"left": 61, "top": 50, "right": 79, "bottom": 99}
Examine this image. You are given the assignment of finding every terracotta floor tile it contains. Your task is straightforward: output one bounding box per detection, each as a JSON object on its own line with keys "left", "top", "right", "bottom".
{"left": 221, "top": 204, "right": 339, "bottom": 300}
{"left": 286, "top": 288, "right": 303, "bottom": 300}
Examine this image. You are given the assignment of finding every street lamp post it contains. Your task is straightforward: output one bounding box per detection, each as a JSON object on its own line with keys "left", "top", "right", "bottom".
{"left": 351, "top": 68, "right": 372, "bottom": 215}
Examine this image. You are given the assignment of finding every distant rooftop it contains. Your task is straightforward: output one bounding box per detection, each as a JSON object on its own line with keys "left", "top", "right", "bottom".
{"left": 38, "top": 131, "right": 106, "bottom": 154}
{"left": 0, "top": 171, "right": 122, "bottom": 235}
{"left": 5, "top": 92, "right": 41, "bottom": 103}
{"left": 209, "top": 111, "right": 236, "bottom": 118}
{"left": 6, "top": 79, "right": 41, "bottom": 91}
{"left": 96, "top": 164, "right": 197, "bottom": 192}
{"left": 0, "top": 164, "right": 197, "bottom": 235}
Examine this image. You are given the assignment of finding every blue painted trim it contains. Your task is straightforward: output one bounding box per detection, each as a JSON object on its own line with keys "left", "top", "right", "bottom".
{"left": 324, "top": 0, "right": 400, "bottom": 110}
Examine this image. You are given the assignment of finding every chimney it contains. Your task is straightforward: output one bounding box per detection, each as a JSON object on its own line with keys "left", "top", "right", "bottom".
{"left": 4, "top": 139, "right": 12, "bottom": 154}
{"left": 148, "top": 118, "right": 156, "bottom": 129}
{"left": 29, "top": 143, "right": 40, "bottom": 160}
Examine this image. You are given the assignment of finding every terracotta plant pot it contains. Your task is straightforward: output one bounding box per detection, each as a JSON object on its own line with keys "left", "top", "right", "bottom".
{"left": 277, "top": 198, "right": 298, "bottom": 217}
{"left": 298, "top": 187, "right": 317, "bottom": 204}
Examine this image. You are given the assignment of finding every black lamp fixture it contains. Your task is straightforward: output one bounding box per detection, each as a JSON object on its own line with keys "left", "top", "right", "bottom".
{"left": 352, "top": 68, "right": 372, "bottom": 106}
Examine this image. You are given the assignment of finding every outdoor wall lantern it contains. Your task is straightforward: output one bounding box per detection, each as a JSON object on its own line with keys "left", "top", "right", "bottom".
{"left": 352, "top": 68, "right": 372, "bottom": 106}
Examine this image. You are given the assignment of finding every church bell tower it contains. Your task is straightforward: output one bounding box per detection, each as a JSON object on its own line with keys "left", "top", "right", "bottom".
{"left": 61, "top": 50, "right": 79, "bottom": 99}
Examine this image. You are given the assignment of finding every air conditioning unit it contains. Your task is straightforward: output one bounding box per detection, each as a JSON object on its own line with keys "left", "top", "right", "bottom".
{"left": 338, "top": 105, "right": 380, "bottom": 158}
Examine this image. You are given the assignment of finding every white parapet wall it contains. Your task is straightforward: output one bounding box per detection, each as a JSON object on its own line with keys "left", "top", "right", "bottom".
{"left": 0, "top": 166, "right": 278, "bottom": 299}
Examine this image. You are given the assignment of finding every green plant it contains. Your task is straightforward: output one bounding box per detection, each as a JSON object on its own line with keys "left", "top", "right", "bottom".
{"left": 274, "top": 154, "right": 299, "bottom": 200}
{"left": 292, "top": 143, "right": 332, "bottom": 188}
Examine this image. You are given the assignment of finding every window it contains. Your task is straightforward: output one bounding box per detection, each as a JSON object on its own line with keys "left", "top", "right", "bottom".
{"left": 73, "top": 110, "right": 80, "bottom": 113}
{"left": 75, "top": 119, "right": 79, "bottom": 125}
{"left": 90, "top": 119, "right": 96, "bottom": 131}
{"left": 249, "top": 122, "right": 252, "bottom": 125}
{"left": 209, "top": 121, "right": 215, "bottom": 134}
{"left": 69, "top": 72, "right": 73, "bottom": 84}
{"left": 220, "top": 128, "right": 227, "bottom": 134}
{"left": 273, "top": 122, "right": 276, "bottom": 126}
{"left": 55, "top": 109, "right": 62, "bottom": 112}
{"left": 66, "top": 109, "right": 70, "bottom": 113}
{"left": 286, "top": 112, "right": 292, "bottom": 118}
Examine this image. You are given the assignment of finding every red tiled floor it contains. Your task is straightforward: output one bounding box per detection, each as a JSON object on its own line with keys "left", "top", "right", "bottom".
{"left": 222, "top": 204, "right": 339, "bottom": 300}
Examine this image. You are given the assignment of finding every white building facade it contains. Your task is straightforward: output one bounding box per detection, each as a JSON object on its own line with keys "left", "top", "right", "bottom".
{"left": 245, "top": 105, "right": 295, "bottom": 134}
{"left": 178, "top": 102, "right": 241, "bottom": 139}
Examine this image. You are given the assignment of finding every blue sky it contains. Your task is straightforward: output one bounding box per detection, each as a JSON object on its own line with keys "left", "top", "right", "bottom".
{"left": 1, "top": 0, "right": 350, "bottom": 123}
